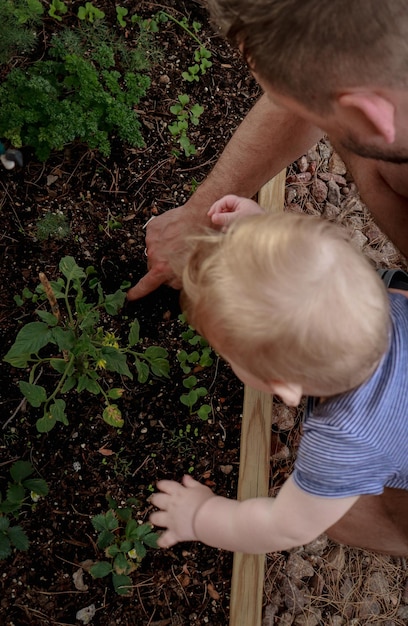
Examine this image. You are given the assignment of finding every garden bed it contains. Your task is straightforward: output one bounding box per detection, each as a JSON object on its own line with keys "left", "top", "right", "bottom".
{"left": 1, "top": 2, "right": 408, "bottom": 625}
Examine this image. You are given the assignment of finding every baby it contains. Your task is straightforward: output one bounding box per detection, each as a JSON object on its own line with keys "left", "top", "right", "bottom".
{"left": 149, "top": 196, "right": 408, "bottom": 556}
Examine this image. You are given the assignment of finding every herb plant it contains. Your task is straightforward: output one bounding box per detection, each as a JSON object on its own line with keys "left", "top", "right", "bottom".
{"left": 0, "top": 0, "right": 41, "bottom": 66}
{"left": 0, "top": 460, "right": 48, "bottom": 559}
{"left": 4, "top": 256, "right": 170, "bottom": 432}
{"left": 0, "top": 25, "right": 151, "bottom": 160}
{"left": 89, "top": 494, "right": 159, "bottom": 596}
{"left": 35, "top": 211, "right": 71, "bottom": 241}
{"left": 169, "top": 94, "right": 204, "bottom": 157}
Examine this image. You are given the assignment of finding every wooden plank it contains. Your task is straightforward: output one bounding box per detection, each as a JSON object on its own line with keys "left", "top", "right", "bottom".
{"left": 229, "top": 169, "right": 286, "bottom": 626}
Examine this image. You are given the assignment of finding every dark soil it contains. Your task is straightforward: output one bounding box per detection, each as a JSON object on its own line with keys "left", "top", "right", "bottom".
{"left": 2, "top": 2, "right": 408, "bottom": 626}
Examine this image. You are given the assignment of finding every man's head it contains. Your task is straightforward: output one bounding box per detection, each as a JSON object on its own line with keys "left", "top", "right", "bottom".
{"left": 208, "top": 1, "right": 408, "bottom": 111}
{"left": 182, "top": 213, "right": 390, "bottom": 401}
{"left": 208, "top": 1, "right": 408, "bottom": 162}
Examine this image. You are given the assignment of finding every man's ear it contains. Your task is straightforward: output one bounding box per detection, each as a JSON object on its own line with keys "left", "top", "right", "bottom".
{"left": 269, "top": 381, "right": 303, "bottom": 407}
{"left": 337, "top": 91, "right": 395, "bottom": 144}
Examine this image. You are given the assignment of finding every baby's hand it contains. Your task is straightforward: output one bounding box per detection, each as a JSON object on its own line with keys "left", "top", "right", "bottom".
{"left": 208, "top": 194, "right": 265, "bottom": 231}
{"left": 149, "top": 475, "right": 215, "bottom": 548}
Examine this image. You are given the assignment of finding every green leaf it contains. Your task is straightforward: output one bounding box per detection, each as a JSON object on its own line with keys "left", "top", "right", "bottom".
{"left": 0, "top": 534, "right": 11, "bottom": 560}
{"left": 116, "top": 507, "right": 131, "bottom": 523}
{"left": 36, "top": 413, "right": 57, "bottom": 433}
{"left": 178, "top": 94, "right": 189, "bottom": 106}
{"left": 10, "top": 461, "right": 33, "bottom": 483}
{"left": 112, "top": 573, "right": 132, "bottom": 595}
{"left": 144, "top": 346, "right": 168, "bottom": 359}
{"left": 103, "top": 405, "right": 124, "bottom": 429}
{"left": 77, "top": 376, "right": 100, "bottom": 395}
{"left": 134, "top": 360, "right": 149, "bottom": 383}
{"left": 142, "top": 532, "right": 159, "bottom": 549}
{"left": 7, "top": 484, "right": 25, "bottom": 504}
{"left": 19, "top": 382, "right": 47, "bottom": 408}
{"left": 101, "top": 348, "right": 132, "bottom": 378}
{"left": 90, "top": 561, "right": 112, "bottom": 578}
{"left": 51, "top": 327, "right": 75, "bottom": 351}
{"left": 107, "top": 388, "right": 124, "bottom": 400}
{"left": 106, "top": 544, "right": 120, "bottom": 558}
{"left": 125, "top": 518, "right": 138, "bottom": 540}
{"left": 133, "top": 540, "right": 146, "bottom": 559}
{"left": 8, "top": 525, "right": 29, "bottom": 551}
{"left": 113, "top": 552, "right": 130, "bottom": 575}
{"left": 128, "top": 320, "right": 140, "bottom": 347}
{"left": 104, "top": 290, "right": 126, "bottom": 315}
{"left": 36, "top": 311, "right": 59, "bottom": 326}
{"left": 183, "top": 376, "right": 198, "bottom": 390}
{"left": 50, "top": 399, "right": 68, "bottom": 424}
{"left": 120, "top": 540, "right": 132, "bottom": 553}
{"left": 0, "top": 518, "right": 10, "bottom": 532}
{"left": 59, "top": 256, "right": 86, "bottom": 281}
{"left": 92, "top": 513, "right": 110, "bottom": 532}
{"left": 97, "top": 530, "right": 116, "bottom": 549}
{"left": 61, "top": 376, "right": 76, "bottom": 393}
{"left": 150, "top": 359, "right": 170, "bottom": 378}
{"left": 197, "top": 404, "right": 211, "bottom": 420}
{"left": 4, "top": 322, "right": 52, "bottom": 365}
{"left": 23, "top": 479, "right": 48, "bottom": 497}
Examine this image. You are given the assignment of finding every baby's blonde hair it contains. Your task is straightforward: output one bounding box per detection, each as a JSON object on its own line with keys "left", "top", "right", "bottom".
{"left": 182, "top": 213, "right": 390, "bottom": 396}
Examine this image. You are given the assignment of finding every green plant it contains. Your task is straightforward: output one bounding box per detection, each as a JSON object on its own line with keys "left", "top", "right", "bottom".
{"left": 89, "top": 494, "right": 159, "bottom": 595}
{"left": 116, "top": 5, "right": 128, "bottom": 27}
{"left": 0, "top": 460, "right": 48, "bottom": 559}
{"left": 48, "top": 0, "right": 67, "bottom": 22}
{"left": 0, "top": 0, "right": 42, "bottom": 65}
{"left": 77, "top": 2, "right": 105, "bottom": 23}
{"left": 169, "top": 94, "right": 204, "bottom": 157}
{"left": 4, "top": 256, "right": 170, "bottom": 432}
{"left": 35, "top": 211, "right": 70, "bottom": 241}
{"left": 180, "top": 375, "right": 211, "bottom": 420}
{"left": 182, "top": 47, "right": 213, "bottom": 82}
{"left": 0, "top": 25, "right": 152, "bottom": 160}
{"left": 177, "top": 314, "right": 214, "bottom": 374}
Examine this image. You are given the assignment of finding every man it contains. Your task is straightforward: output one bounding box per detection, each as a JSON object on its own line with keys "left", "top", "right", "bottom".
{"left": 128, "top": 1, "right": 408, "bottom": 554}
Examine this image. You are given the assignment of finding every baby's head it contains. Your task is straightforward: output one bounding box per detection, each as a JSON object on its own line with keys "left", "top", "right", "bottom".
{"left": 182, "top": 213, "right": 390, "bottom": 399}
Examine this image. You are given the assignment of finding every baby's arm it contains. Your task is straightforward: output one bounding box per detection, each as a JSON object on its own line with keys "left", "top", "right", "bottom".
{"left": 208, "top": 194, "right": 265, "bottom": 231}
{"left": 150, "top": 474, "right": 359, "bottom": 553}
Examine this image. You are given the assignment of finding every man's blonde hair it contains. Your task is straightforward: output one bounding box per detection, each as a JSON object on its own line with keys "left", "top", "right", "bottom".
{"left": 182, "top": 213, "right": 390, "bottom": 395}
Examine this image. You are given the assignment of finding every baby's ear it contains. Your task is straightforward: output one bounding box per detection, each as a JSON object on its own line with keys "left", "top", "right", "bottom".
{"left": 270, "top": 381, "right": 303, "bottom": 406}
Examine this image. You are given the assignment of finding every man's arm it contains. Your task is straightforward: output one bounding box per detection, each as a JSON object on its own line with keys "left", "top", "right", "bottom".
{"left": 127, "top": 94, "right": 323, "bottom": 300}
{"left": 150, "top": 474, "right": 359, "bottom": 553}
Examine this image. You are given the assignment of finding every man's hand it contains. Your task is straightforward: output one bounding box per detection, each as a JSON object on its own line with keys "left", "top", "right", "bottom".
{"left": 208, "top": 194, "right": 265, "bottom": 231}
{"left": 127, "top": 204, "right": 212, "bottom": 301}
{"left": 149, "top": 475, "right": 216, "bottom": 548}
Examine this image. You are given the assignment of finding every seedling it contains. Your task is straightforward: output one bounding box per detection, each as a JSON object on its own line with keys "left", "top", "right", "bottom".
{"left": 35, "top": 211, "right": 70, "bottom": 241}
{"left": 116, "top": 6, "right": 128, "bottom": 28}
{"left": 89, "top": 494, "right": 159, "bottom": 596}
{"left": 0, "top": 460, "right": 48, "bottom": 559}
{"left": 169, "top": 94, "right": 204, "bottom": 157}
{"left": 4, "top": 257, "right": 170, "bottom": 432}
{"left": 48, "top": 0, "right": 67, "bottom": 22}
{"left": 77, "top": 2, "right": 105, "bottom": 23}
{"left": 180, "top": 375, "right": 211, "bottom": 420}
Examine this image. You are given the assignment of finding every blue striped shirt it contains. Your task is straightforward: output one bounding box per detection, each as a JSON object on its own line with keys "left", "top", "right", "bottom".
{"left": 293, "top": 292, "right": 408, "bottom": 498}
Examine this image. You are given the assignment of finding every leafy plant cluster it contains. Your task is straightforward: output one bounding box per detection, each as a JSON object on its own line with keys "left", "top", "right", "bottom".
{"left": 0, "top": 461, "right": 48, "bottom": 559}
{"left": 0, "top": 22, "right": 152, "bottom": 160}
{"left": 89, "top": 494, "right": 159, "bottom": 596}
{"left": 0, "top": 0, "right": 42, "bottom": 65}
{"left": 4, "top": 256, "right": 170, "bottom": 432}
{"left": 177, "top": 314, "right": 214, "bottom": 420}
{"left": 164, "top": 13, "right": 213, "bottom": 157}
